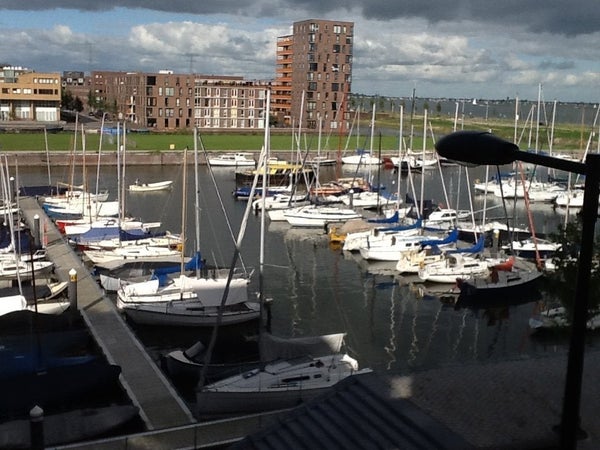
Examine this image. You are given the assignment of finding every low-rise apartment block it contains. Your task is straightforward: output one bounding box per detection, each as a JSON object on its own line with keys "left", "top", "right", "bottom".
{"left": 91, "top": 70, "right": 270, "bottom": 131}
{"left": 0, "top": 66, "right": 61, "bottom": 123}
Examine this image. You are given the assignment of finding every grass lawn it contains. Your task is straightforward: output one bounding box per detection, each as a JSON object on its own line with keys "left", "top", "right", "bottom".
{"left": 0, "top": 114, "right": 587, "bottom": 155}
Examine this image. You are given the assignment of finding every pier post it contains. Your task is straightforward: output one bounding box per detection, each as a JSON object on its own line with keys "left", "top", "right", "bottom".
{"left": 33, "top": 214, "right": 41, "bottom": 249}
{"left": 29, "top": 405, "right": 44, "bottom": 450}
{"left": 69, "top": 268, "right": 78, "bottom": 311}
{"left": 9, "top": 176, "right": 14, "bottom": 202}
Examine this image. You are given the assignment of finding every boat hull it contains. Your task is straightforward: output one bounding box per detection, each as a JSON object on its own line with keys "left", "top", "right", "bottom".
{"left": 197, "top": 385, "right": 335, "bottom": 418}
{"left": 121, "top": 301, "right": 261, "bottom": 327}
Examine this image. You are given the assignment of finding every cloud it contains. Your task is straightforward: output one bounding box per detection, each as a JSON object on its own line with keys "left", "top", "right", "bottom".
{"left": 2, "top": 0, "right": 600, "bottom": 36}
{"left": 0, "top": 2, "right": 599, "bottom": 101}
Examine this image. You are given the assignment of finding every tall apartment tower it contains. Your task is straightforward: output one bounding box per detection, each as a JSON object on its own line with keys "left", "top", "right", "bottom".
{"left": 275, "top": 19, "right": 354, "bottom": 132}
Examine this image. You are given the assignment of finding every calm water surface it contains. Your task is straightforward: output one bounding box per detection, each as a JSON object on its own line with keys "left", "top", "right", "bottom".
{"left": 14, "top": 160, "right": 596, "bottom": 398}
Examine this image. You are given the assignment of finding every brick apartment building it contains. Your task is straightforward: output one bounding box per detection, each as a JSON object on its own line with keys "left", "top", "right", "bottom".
{"left": 275, "top": 19, "right": 354, "bottom": 132}
{"left": 88, "top": 70, "right": 270, "bottom": 131}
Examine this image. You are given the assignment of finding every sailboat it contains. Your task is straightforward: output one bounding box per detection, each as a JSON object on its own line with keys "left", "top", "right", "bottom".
{"left": 116, "top": 132, "right": 259, "bottom": 327}
{"left": 455, "top": 256, "right": 542, "bottom": 303}
{"left": 196, "top": 91, "right": 372, "bottom": 417}
{"left": 196, "top": 334, "right": 369, "bottom": 417}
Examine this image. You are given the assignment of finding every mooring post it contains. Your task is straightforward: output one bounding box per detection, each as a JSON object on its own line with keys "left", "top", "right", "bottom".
{"left": 68, "top": 268, "right": 78, "bottom": 311}
{"left": 29, "top": 405, "right": 44, "bottom": 450}
{"left": 33, "top": 214, "right": 41, "bottom": 249}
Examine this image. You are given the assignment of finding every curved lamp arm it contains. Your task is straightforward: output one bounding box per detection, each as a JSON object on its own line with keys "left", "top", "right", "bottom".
{"left": 435, "top": 130, "right": 585, "bottom": 175}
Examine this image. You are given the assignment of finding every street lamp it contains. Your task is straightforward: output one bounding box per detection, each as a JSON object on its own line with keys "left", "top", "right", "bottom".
{"left": 435, "top": 130, "right": 600, "bottom": 450}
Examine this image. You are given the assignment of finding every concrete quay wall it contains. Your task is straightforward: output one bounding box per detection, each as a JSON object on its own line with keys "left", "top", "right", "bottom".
{"left": 1, "top": 150, "right": 297, "bottom": 167}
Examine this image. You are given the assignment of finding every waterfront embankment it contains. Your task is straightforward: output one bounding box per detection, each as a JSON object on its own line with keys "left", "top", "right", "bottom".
{"left": 2, "top": 150, "right": 297, "bottom": 167}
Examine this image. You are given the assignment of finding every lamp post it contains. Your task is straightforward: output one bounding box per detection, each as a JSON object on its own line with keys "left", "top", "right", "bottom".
{"left": 435, "top": 130, "right": 600, "bottom": 450}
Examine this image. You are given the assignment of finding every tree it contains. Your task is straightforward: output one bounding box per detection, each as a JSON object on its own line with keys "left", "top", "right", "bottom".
{"left": 61, "top": 89, "right": 74, "bottom": 110}
{"left": 542, "top": 217, "right": 600, "bottom": 319}
{"left": 87, "top": 90, "right": 97, "bottom": 111}
{"left": 73, "top": 97, "right": 84, "bottom": 112}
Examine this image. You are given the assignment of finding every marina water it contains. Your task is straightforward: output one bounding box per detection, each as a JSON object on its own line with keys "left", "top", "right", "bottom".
{"left": 15, "top": 161, "right": 598, "bottom": 410}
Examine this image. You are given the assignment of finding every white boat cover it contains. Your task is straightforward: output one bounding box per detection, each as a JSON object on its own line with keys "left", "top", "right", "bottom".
{"left": 259, "top": 332, "right": 345, "bottom": 362}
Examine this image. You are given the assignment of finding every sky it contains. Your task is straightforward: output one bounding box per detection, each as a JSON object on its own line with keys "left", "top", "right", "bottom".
{"left": 1, "top": 1, "right": 599, "bottom": 103}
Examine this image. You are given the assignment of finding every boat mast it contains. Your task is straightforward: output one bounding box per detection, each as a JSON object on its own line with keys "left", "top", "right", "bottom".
{"left": 120, "top": 121, "right": 127, "bottom": 221}
{"left": 180, "top": 147, "right": 187, "bottom": 273}
{"left": 535, "top": 83, "right": 542, "bottom": 153}
{"left": 259, "top": 88, "right": 271, "bottom": 330}
{"left": 420, "top": 109, "right": 427, "bottom": 217}
{"left": 193, "top": 128, "right": 201, "bottom": 276}
{"left": 395, "top": 105, "right": 404, "bottom": 211}
{"left": 95, "top": 113, "right": 106, "bottom": 200}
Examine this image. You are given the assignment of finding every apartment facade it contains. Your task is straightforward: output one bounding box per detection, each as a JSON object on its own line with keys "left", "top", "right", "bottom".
{"left": 0, "top": 66, "right": 61, "bottom": 122}
{"left": 91, "top": 70, "right": 269, "bottom": 131}
{"left": 275, "top": 19, "right": 354, "bottom": 132}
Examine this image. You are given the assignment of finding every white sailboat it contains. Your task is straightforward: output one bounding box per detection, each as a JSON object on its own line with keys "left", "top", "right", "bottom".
{"left": 197, "top": 342, "right": 369, "bottom": 417}
{"left": 116, "top": 132, "right": 258, "bottom": 327}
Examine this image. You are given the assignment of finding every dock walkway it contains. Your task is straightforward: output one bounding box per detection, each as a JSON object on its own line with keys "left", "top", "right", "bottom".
{"left": 19, "top": 196, "right": 196, "bottom": 430}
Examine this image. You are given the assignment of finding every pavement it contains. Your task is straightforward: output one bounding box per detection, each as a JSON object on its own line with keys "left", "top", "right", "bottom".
{"left": 385, "top": 348, "right": 600, "bottom": 449}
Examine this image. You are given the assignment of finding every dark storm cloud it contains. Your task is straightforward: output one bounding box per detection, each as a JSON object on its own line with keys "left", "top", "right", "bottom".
{"left": 2, "top": 0, "right": 599, "bottom": 36}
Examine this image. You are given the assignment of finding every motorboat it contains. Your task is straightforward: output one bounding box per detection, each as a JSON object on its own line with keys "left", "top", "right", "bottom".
{"left": 207, "top": 152, "right": 256, "bottom": 167}
{"left": 128, "top": 180, "right": 173, "bottom": 192}
{"left": 283, "top": 204, "right": 362, "bottom": 227}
